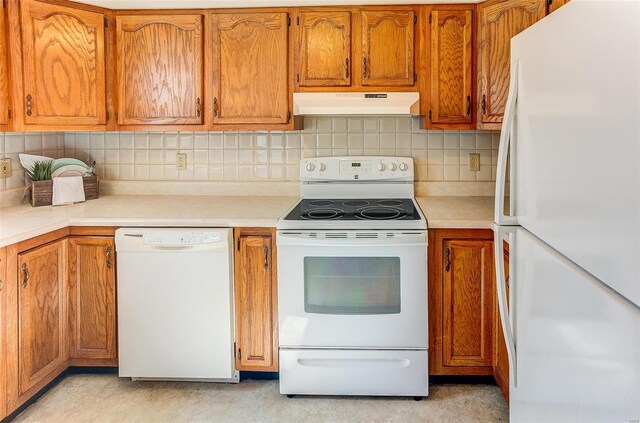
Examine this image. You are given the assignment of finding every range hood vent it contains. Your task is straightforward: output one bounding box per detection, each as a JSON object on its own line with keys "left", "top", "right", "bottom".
{"left": 293, "top": 92, "right": 420, "bottom": 116}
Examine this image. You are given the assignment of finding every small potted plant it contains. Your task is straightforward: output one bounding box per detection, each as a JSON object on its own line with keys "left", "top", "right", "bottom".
{"left": 24, "top": 160, "right": 54, "bottom": 207}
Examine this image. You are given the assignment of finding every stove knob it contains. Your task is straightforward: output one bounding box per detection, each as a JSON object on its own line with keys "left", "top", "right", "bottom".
{"left": 399, "top": 162, "right": 409, "bottom": 172}
{"left": 389, "top": 163, "right": 398, "bottom": 171}
{"left": 319, "top": 163, "right": 326, "bottom": 172}
{"left": 377, "top": 162, "right": 386, "bottom": 171}
{"left": 306, "top": 162, "right": 315, "bottom": 172}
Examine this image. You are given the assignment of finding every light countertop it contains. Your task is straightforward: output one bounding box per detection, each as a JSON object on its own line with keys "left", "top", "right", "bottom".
{"left": 0, "top": 195, "right": 495, "bottom": 247}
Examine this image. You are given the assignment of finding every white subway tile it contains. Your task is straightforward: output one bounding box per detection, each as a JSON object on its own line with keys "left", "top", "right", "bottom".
{"left": 223, "top": 132, "right": 238, "bottom": 149}
{"left": 149, "top": 150, "right": 163, "bottom": 165}
{"left": 363, "top": 118, "right": 379, "bottom": 132}
{"left": 25, "top": 133, "right": 42, "bottom": 152}
{"left": 427, "top": 149, "right": 444, "bottom": 165}
{"left": 317, "top": 117, "right": 332, "bottom": 133}
{"left": 285, "top": 133, "right": 301, "bottom": 149}
{"left": 332, "top": 117, "right": 348, "bottom": 132}
{"left": 364, "top": 133, "right": 379, "bottom": 149}
{"left": 317, "top": 134, "right": 332, "bottom": 149}
{"left": 149, "top": 132, "right": 164, "bottom": 149}
{"left": 348, "top": 133, "right": 364, "bottom": 148}
{"left": 270, "top": 149, "right": 284, "bottom": 164}
{"left": 120, "top": 165, "right": 134, "bottom": 180}
{"left": 379, "top": 133, "right": 395, "bottom": 149}
{"left": 395, "top": 133, "right": 411, "bottom": 149}
{"left": 255, "top": 150, "right": 269, "bottom": 165}
{"left": 443, "top": 131, "right": 460, "bottom": 149}
{"left": 119, "top": 132, "right": 135, "bottom": 149}
{"left": 427, "top": 165, "right": 444, "bottom": 181}
{"left": 286, "top": 149, "right": 301, "bottom": 164}
{"left": 43, "top": 133, "right": 60, "bottom": 150}
{"left": 444, "top": 165, "right": 460, "bottom": 181}
{"left": 105, "top": 132, "right": 119, "bottom": 149}
{"left": 270, "top": 165, "right": 284, "bottom": 180}
{"left": 208, "top": 150, "right": 223, "bottom": 164}
{"left": 223, "top": 149, "right": 238, "bottom": 164}
{"left": 348, "top": 118, "right": 364, "bottom": 132}
{"left": 134, "top": 165, "right": 150, "bottom": 180}
{"left": 5, "top": 134, "right": 25, "bottom": 154}
{"left": 134, "top": 150, "right": 149, "bottom": 164}
{"left": 427, "top": 131, "right": 444, "bottom": 149}
{"left": 134, "top": 132, "right": 149, "bottom": 149}
{"left": 194, "top": 165, "right": 208, "bottom": 180}
{"left": 238, "top": 165, "right": 254, "bottom": 180}
{"left": 149, "top": 165, "right": 163, "bottom": 180}
{"left": 270, "top": 133, "right": 284, "bottom": 149}
{"left": 178, "top": 165, "right": 194, "bottom": 180}
{"left": 208, "top": 133, "right": 224, "bottom": 149}
{"left": 238, "top": 149, "right": 254, "bottom": 164}
{"left": 223, "top": 165, "right": 238, "bottom": 180}
{"left": 302, "top": 134, "right": 316, "bottom": 149}
{"left": 380, "top": 117, "right": 396, "bottom": 133}
{"left": 119, "top": 149, "right": 134, "bottom": 165}
{"left": 163, "top": 165, "right": 179, "bottom": 180}
{"left": 239, "top": 132, "right": 253, "bottom": 149}
{"left": 332, "top": 133, "right": 348, "bottom": 149}
{"left": 302, "top": 117, "right": 316, "bottom": 132}
{"left": 194, "top": 133, "right": 208, "bottom": 149}
{"left": 411, "top": 133, "right": 427, "bottom": 149}
{"left": 179, "top": 132, "right": 194, "bottom": 150}
{"left": 459, "top": 165, "right": 476, "bottom": 181}
{"left": 194, "top": 149, "right": 208, "bottom": 165}
{"left": 208, "top": 165, "right": 224, "bottom": 180}
{"left": 105, "top": 150, "right": 119, "bottom": 164}
{"left": 460, "top": 132, "right": 475, "bottom": 150}
{"left": 476, "top": 132, "right": 492, "bottom": 150}
{"left": 396, "top": 117, "right": 411, "bottom": 133}
{"left": 444, "top": 149, "right": 460, "bottom": 165}
{"left": 254, "top": 165, "right": 269, "bottom": 180}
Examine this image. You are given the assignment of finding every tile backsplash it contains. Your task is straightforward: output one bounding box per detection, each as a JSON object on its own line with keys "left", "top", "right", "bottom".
{"left": 0, "top": 132, "right": 65, "bottom": 192}
{"left": 0, "top": 116, "right": 500, "bottom": 193}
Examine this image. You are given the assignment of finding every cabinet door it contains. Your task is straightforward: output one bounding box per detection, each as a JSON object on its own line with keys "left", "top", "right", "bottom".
{"left": 17, "top": 240, "right": 67, "bottom": 395}
{"left": 494, "top": 242, "right": 510, "bottom": 403}
{"left": 20, "top": 0, "right": 106, "bottom": 126}
{"left": 68, "top": 237, "right": 116, "bottom": 360}
{"left": 0, "top": 0, "right": 9, "bottom": 126}
{"left": 116, "top": 15, "right": 204, "bottom": 126}
{"left": 548, "top": 0, "right": 571, "bottom": 14}
{"left": 234, "top": 228, "right": 278, "bottom": 371}
{"left": 361, "top": 10, "right": 415, "bottom": 87}
{"left": 212, "top": 13, "right": 289, "bottom": 125}
{"left": 442, "top": 239, "right": 494, "bottom": 367}
{"left": 477, "top": 0, "right": 545, "bottom": 128}
{"left": 298, "top": 11, "right": 351, "bottom": 87}
{"left": 429, "top": 8, "right": 473, "bottom": 125}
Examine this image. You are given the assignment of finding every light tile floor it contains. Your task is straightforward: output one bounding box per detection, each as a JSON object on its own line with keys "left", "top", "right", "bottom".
{"left": 14, "top": 375, "right": 508, "bottom": 423}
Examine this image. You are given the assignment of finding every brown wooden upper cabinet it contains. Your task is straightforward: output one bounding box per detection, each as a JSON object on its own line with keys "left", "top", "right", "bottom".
{"left": 297, "top": 10, "right": 352, "bottom": 87}
{"left": 0, "top": 0, "right": 9, "bottom": 127}
{"left": 116, "top": 14, "right": 204, "bottom": 126}
{"left": 427, "top": 7, "right": 473, "bottom": 128}
{"left": 234, "top": 228, "right": 278, "bottom": 371}
{"left": 68, "top": 237, "right": 117, "bottom": 361}
{"left": 477, "top": 0, "right": 545, "bottom": 129}
{"left": 548, "top": 0, "right": 572, "bottom": 14}
{"left": 19, "top": 0, "right": 106, "bottom": 126}
{"left": 361, "top": 10, "right": 415, "bottom": 87}
{"left": 211, "top": 12, "right": 290, "bottom": 127}
{"left": 17, "top": 240, "right": 68, "bottom": 395}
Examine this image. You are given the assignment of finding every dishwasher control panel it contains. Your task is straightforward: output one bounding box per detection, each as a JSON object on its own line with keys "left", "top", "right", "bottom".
{"left": 143, "top": 232, "right": 221, "bottom": 246}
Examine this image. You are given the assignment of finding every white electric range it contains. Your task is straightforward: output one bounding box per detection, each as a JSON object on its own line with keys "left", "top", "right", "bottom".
{"left": 276, "top": 156, "right": 428, "bottom": 399}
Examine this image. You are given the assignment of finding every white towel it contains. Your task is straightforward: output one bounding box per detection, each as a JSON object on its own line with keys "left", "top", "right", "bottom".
{"left": 52, "top": 176, "right": 85, "bottom": 206}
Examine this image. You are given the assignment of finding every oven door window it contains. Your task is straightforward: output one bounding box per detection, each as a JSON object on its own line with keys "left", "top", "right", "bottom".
{"left": 304, "top": 257, "right": 401, "bottom": 315}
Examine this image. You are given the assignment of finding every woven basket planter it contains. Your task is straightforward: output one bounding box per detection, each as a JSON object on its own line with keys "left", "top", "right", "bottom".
{"left": 30, "top": 175, "right": 99, "bottom": 207}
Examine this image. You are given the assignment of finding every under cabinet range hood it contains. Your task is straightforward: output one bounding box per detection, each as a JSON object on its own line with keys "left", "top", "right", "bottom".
{"left": 293, "top": 92, "right": 420, "bottom": 116}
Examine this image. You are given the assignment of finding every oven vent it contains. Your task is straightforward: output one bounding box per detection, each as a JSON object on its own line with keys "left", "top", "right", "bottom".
{"left": 325, "top": 233, "right": 348, "bottom": 238}
{"left": 297, "top": 232, "right": 403, "bottom": 239}
{"left": 355, "top": 233, "right": 379, "bottom": 239}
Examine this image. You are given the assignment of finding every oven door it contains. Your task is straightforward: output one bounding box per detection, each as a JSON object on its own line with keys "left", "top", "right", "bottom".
{"left": 277, "top": 231, "right": 427, "bottom": 349}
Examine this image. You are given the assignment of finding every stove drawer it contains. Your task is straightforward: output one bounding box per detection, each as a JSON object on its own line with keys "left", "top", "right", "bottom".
{"left": 279, "top": 348, "right": 428, "bottom": 397}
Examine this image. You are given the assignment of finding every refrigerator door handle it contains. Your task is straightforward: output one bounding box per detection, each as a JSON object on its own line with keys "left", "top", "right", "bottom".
{"left": 495, "top": 61, "right": 519, "bottom": 226}
{"left": 493, "top": 224, "right": 517, "bottom": 387}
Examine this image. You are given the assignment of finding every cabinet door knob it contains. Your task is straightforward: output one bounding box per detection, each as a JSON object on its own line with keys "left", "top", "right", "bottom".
{"left": 445, "top": 248, "right": 451, "bottom": 272}
{"left": 263, "top": 244, "right": 269, "bottom": 270}
{"left": 26, "top": 94, "right": 33, "bottom": 117}
{"left": 21, "top": 262, "right": 29, "bottom": 288}
{"left": 106, "top": 246, "right": 112, "bottom": 269}
{"left": 362, "top": 57, "right": 368, "bottom": 80}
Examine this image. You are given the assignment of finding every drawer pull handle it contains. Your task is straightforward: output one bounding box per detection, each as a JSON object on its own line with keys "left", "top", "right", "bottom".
{"left": 21, "top": 263, "right": 29, "bottom": 288}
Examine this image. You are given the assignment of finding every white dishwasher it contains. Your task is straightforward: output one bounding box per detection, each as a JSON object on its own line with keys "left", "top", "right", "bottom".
{"left": 115, "top": 228, "right": 238, "bottom": 382}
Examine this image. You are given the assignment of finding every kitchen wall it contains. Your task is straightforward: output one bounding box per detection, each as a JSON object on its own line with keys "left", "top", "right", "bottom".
{"left": 0, "top": 132, "right": 65, "bottom": 192}
{"left": 0, "top": 116, "right": 500, "bottom": 195}
{"left": 63, "top": 116, "right": 500, "bottom": 183}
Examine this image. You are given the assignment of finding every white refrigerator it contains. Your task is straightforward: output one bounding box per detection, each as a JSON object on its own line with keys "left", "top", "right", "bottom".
{"left": 493, "top": 1, "right": 640, "bottom": 422}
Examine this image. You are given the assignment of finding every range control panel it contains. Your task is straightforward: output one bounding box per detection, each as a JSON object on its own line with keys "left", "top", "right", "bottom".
{"left": 300, "top": 156, "right": 414, "bottom": 182}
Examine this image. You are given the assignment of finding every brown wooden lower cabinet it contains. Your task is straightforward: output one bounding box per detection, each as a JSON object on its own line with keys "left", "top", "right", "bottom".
{"left": 1, "top": 229, "right": 118, "bottom": 417}
{"left": 17, "top": 239, "right": 69, "bottom": 397}
{"left": 68, "top": 237, "right": 117, "bottom": 364}
{"left": 233, "top": 228, "right": 278, "bottom": 372}
{"left": 494, "top": 241, "right": 510, "bottom": 403}
{"left": 429, "top": 229, "right": 495, "bottom": 376}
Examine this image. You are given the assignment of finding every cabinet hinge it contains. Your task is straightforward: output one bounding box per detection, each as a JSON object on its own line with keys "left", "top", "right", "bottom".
{"left": 296, "top": 74, "right": 300, "bottom": 83}
{"left": 234, "top": 342, "right": 236, "bottom": 359}
{"left": 106, "top": 111, "right": 110, "bottom": 121}
{"left": 414, "top": 15, "right": 417, "bottom": 24}
{"left": 115, "top": 112, "right": 119, "bottom": 121}
{"left": 288, "top": 16, "right": 291, "bottom": 26}
{"left": 429, "top": 14, "right": 432, "bottom": 24}
{"left": 7, "top": 109, "right": 11, "bottom": 119}
{"left": 238, "top": 348, "right": 242, "bottom": 360}
{"left": 104, "top": 16, "right": 108, "bottom": 28}
{"left": 237, "top": 239, "right": 240, "bottom": 251}
{"left": 429, "top": 110, "right": 432, "bottom": 121}
{"left": 296, "top": 16, "right": 300, "bottom": 25}
{"left": 547, "top": 0, "right": 553, "bottom": 5}
{"left": 287, "top": 111, "right": 291, "bottom": 121}
{"left": 414, "top": 72, "right": 417, "bottom": 81}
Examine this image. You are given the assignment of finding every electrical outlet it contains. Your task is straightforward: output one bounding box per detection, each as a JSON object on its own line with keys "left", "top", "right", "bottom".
{"left": 176, "top": 153, "right": 187, "bottom": 171}
{"left": 468, "top": 153, "right": 481, "bottom": 172}
{"left": 0, "top": 158, "right": 11, "bottom": 178}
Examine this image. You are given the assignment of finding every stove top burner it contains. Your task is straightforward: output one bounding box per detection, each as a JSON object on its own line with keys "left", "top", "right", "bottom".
{"left": 355, "top": 207, "right": 406, "bottom": 220}
{"left": 290, "top": 198, "right": 421, "bottom": 222}
{"left": 303, "top": 209, "right": 345, "bottom": 220}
